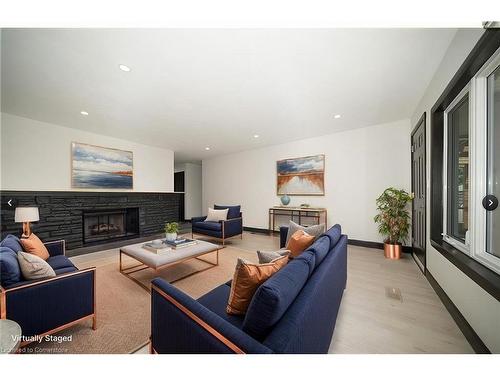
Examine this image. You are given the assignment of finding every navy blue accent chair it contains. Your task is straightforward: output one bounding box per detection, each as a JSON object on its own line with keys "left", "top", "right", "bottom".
{"left": 191, "top": 205, "right": 243, "bottom": 245}
{"left": 150, "top": 224, "right": 347, "bottom": 353}
{"left": 0, "top": 238, "right": 96, "bottom": 344}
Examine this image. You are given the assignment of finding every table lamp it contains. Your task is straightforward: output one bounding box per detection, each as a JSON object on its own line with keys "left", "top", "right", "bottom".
{"left": 15, "top": 207, "right": 39, "bottom": 237}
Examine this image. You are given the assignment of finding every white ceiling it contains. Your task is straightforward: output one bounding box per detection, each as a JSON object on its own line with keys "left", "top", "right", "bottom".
{"left": 1, "top": 28, "right": 457, "bottom": 162}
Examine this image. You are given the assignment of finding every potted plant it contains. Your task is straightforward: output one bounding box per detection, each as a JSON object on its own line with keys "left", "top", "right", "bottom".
{"left": 165, "top": 222, "right": 179, "bottom": 242}
{"left": 374, "top": 187, "right": 413, "bottom": 259}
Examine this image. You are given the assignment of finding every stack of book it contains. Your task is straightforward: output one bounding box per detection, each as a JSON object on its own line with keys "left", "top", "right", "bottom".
{"left": 165, "top": 238, "right": 197, "bottom": 249}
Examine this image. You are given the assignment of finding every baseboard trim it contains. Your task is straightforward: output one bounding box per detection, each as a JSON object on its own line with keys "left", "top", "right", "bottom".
{"left": 426, "top": 271, "right": 490, "bottom": 354}
{"left": 348, "top": 239, "right": 412, "bottom": 253}
{"left": 243, "top": 226, "right": 274, "bottom": 234}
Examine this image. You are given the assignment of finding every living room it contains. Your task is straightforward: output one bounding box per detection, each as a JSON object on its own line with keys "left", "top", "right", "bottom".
{"left": 1, "top": 1, "right": 499, "bottom": 373}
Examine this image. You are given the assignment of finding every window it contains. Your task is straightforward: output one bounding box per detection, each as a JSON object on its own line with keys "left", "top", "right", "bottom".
{"left": 443, "top": 90, "right": 470, "bottom": 251}
{"left": 441, "top": 47, "right": 500, "bottom": 275}
{"left": 486, "top": 66, "right": 500, "bottom": 259}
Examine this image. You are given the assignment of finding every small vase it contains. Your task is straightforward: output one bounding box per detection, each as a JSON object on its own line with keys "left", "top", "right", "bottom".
{"left": 280, "top": 194, "right": 291, "bottom": 206}
{"left": 166, "top": 232, "right": 177, "bottom": 242}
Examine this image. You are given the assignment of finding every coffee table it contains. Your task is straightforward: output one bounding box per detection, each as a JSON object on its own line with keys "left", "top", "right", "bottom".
{"left": 119, "top": 239, "right": 222, "bottom": 292}
{"left": 0, "top": 319, "right": 21, "bottom": 354}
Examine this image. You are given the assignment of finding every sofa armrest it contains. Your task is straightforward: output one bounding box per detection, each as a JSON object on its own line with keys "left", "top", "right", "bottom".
{"left": 222, "top": 217, "right": 243, "bottom": 238}
{"left": 2, "top": 268, "right": 96, "bottom": 337}
{"left": 280, "top": 226, "right": 289, "bottom": 248}
{"left": 44, "top": 239, "right": 65, "bottom": 257}
{"left": 192, "top": 216, "right": 207, "bottom": 224}
{"left": 151, "top": 278, "right": 272, "bottom": 354}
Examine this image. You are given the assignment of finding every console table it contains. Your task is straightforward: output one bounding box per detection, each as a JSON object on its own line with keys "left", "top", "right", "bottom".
{"left": 268, "top": 206, "right": 327, "bottom": 232}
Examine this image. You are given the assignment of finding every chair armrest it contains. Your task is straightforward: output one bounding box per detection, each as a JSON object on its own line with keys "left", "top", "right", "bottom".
{"left": 222, "top": 217, "right": 243, "bottom": 238}
{"left": 44, "top": 239, "right": 65, "bottom": 257}
{"left": 151, "top": 278, "right": 272, "bottom": 354}
{"left": 280, "top": 226, "right": 289, "bottom": 248}
{"left": 192, "top": 216, "right": 207, "bottom": 224}
{"left": 3, "top": 268, "right": 96, "bottom": 337}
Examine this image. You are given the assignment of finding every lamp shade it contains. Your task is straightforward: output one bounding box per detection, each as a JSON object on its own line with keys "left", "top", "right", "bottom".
{"left": 14, "top": 207, "right": 40, "bottom": 223}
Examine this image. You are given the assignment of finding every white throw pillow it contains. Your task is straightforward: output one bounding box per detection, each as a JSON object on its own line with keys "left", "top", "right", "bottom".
{"left": 205, "top": 208, "right": 229, "bottom": 222}
{"left": 17, "top": 251, "right": 56, "bottom": 280}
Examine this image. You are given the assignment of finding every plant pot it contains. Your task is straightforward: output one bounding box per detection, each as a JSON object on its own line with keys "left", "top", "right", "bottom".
{"left": 166, "top": 232, "right": 177, "bottom": 242}
{"left": 384, "top": 242, "right": 402, "bottom": 259}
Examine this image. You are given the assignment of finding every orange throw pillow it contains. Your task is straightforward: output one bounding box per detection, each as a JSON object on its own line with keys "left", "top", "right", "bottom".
{"left": 227, "top": 255, "right": 289, "bottom": 315}
{"left": 20, "top": 233, "right": 50, "bottom": 260}
{"left": 286, "top": 230, "right": 315, "bottom": 257}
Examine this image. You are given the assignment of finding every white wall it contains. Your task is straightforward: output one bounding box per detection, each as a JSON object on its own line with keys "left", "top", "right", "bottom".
{"left": 174, "top": 162, "right": 202, "bottom": 219}
{"left": 1, "top": 112, "right": 174, "bottom": 192}
{"left": 203, "top": 119, "right": 411, "bottom": 243}
{"left": 411, "top": 28, "right": 500, "bottom": 353}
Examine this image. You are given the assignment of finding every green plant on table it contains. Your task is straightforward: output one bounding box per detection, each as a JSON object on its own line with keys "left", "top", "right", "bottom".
{"left": 164, "top": 222, "right": 179, "bottom": 234}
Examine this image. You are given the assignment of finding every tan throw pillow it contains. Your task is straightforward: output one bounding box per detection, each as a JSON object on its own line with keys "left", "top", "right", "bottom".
{"left": 257, "top": 249, "right": 291, "bottom": 264}
{"left": 227, "top": 256, "right": 289, "bottom": 315}
{"left": 286, "top": 230, "right": 315, "bottom": 257}
{"left": 285, "top": 220, "right": 325, "bottom": 248}
{"left": 18, "top": 251, "right": 56, "bottom": 280}
{"left": 205, "top": 208, "right": 229, "bottom": 222}
{"left": 20, "top": 233, "right": 50, "bottom": 260}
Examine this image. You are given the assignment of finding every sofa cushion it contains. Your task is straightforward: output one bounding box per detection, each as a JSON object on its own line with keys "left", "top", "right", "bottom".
{"left": 242, "top": 255, "right": 311, "bottom": 340}
{"left": 20, "top": 233, "right": 50, "bottom": 260}
{"left": 193, "top": 221, "right": 222, "bottom": 232}
{"left": 0, "top": 234, "right": 23, "bottom": 254}
{"left": 214, "top": 205, "right": 241, "bottom": 219}
{"left": 17, "top": 251, "right": 56, "bottom": 280}
{"left": 306, "top": 236, "right": 331, "bottom": 266}
{"left": 285, "top": 221, "right": 325, "bottom": 247}
{"left": 286, "top": 230, "right": 315, "bottom": 257}
{"left": 197, "top": 283, "right": 244, "bottom": 329}
{"left": 46, "top": 255, "right": 76, "bottom": 271}
{"left": 257, "top": 250, "right": 290, "bottom": 264}
{"left": 227, "top": 256, "right": 289, "bottom": 315}
{"left": 54, "top": 266, "right": 78, "bottom": 275}
{"left": 293, "top": 249, "right": 316, "bottom": 276}
{"left": 0, "top": 247, "right": 22, "bottom": 287}
{"left": 321, "top": 224, "right": 342, "bottom": 249}
{"left": 205, "top": 208, "right": 228, "bottom": 222}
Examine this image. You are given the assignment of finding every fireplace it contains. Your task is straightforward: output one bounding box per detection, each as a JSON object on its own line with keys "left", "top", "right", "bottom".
{"left": 83, "top": 208, "right": 139, "bottom": 244}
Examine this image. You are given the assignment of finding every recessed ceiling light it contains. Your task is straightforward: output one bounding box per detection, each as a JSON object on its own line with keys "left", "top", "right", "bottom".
{"left": 253, "top": 134, "right": 260, "bottom": 138}
{"left": 80, "top": 111, "right": 89, "bottom": 116}
{"left": 205, "top": 147, "right": 211, "bottom": 151}
{"left": 334, "top": 114, "right": 341, "bottom": 119}
{"left": 119, "top": 64, "right": 131, "bottom": 72}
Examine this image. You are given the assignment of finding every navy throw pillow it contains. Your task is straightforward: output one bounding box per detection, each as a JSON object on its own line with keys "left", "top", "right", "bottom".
{"left": 243, "top": 257, "right": 310, "bottom": 340}
{"left": 0, "top": 247, "right": 22, "bottom": 287}
{"left": 0, "top": 234, "right": 23, "bottom": 253}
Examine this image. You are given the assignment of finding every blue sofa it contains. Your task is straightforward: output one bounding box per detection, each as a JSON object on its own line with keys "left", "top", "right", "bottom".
{"left": 150, "top": 224, "right": 347, "bottom": 353}
{"left": 0, "top": 235, "right": 96, "bottom": 343}
{"left": 191, "top": 205, "right": 243, "bottom": 245}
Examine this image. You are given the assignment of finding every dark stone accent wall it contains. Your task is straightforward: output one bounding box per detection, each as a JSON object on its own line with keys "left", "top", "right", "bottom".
{"left": 0, "top": 191, "right": 182, "bottom": 250}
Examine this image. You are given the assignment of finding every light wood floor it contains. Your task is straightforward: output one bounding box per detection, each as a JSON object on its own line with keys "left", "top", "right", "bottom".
{"left": 70, "top": 231, "right": 473, "bottom": 354}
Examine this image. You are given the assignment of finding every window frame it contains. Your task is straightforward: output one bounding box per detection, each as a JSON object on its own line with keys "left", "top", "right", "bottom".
{"left": 442, "top": 84, "right": 471, "bottom": 254}
{"left": 470, "top": 46, "right": 500, "bottom": 274}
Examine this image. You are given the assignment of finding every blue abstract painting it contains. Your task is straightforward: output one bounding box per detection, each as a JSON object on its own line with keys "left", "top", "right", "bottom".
{"left": 277, "top": 155, "right": 324, "bottom": 195}
{"left": 72, "top": 142, "right": 133, "bottom": 189}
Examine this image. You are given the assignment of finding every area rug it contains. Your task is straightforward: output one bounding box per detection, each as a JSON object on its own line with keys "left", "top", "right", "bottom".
{"left": 25, "top": 246, "right": 259, "bottom": 354}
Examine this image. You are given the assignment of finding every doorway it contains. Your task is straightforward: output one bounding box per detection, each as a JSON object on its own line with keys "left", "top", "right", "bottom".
{"left": 174, "top": 171, "right": 185, "bottom": 221}
{"left": 411, "top": 113, "right": 426, "bottom": 273}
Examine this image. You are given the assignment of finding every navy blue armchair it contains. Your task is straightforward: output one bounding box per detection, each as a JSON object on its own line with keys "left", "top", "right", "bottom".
{"left": 0, "top": 239, "right": 96, "bottom": 346}
{"left": 191, "top": 205, "right": 243, "bottom": 245}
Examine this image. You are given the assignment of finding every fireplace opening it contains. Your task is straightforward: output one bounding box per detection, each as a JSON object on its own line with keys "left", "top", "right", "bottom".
{"left": 83, "top": 208, "right": 139, "bottom": 244}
